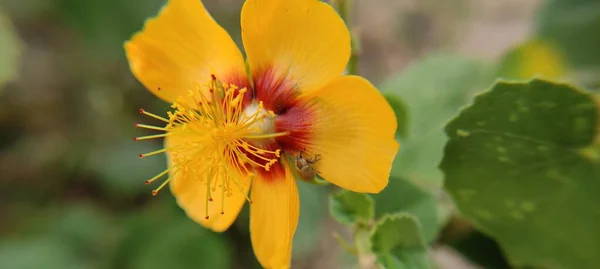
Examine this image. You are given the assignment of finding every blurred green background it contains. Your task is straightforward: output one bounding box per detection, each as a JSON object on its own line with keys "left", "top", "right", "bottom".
{"left": 1, "top": 0, "right": 598, "bottom": 268}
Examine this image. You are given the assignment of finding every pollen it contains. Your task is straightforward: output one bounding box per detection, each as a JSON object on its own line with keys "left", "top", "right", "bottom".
{"left": 135, "top": 75, "right": 289, "bottom": 220}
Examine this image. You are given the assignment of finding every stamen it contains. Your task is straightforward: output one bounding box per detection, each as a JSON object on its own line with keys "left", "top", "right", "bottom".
{"left": 205, "top": 167, "right": 213, "bottom": 220}
{"left": 145, "top": 168, "right": 171, "bottom": 184}
{"left": 221, "top": 176, "right": 226, "bottom": 215}
{"left": 135, "top": 123, "right": 167, "bottom": 131}
{"left": 245, "top": 131, "right": 290, "bottom": 140}
{"left": 134, "top": 133, "right": 167, "bottom": 141}
{"left": 139, "top": 148, "right": 168, "bottom": 158}
{"left": 151, "top": 176, "right": 172, "bottom": 196}
{"left": 139, "top": 109, "right": 170, "bottom": 123}
{"left": 136, "top": 74, "right": 289, "bottom": 213}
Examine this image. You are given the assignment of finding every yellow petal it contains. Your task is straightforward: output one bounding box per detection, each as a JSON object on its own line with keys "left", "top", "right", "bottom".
{"left": 300, "top": 76, "right": 398, "bottom": 193}
{"left": 250, "top": 164, "right": 299, "bottom": 269}
{"left": 167, "top": 133, "right": 249, "bottom": 232}
{"left": 125, "top": 0, "right": 247, "bottom": 105}
{"left": 241, "top": 0, "right": 350, "bottom": 93}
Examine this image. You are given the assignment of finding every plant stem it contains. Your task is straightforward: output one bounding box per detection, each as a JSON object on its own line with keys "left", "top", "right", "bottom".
{"left": 332, "top": 0, "right": 360, "bottom": 75}
{"left": 354, "top": 224, "right": 378, "bottom": 269}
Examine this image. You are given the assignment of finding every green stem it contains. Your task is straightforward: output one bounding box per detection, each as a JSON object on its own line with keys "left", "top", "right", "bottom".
{"left": 354, "top": 224, "right": 378, "bottom": 269}
{"left": 332, "top": 0, "right": 360, "bottom": 75}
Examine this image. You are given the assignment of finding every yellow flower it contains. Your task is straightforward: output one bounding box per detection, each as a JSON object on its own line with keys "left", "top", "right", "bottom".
{"left": 125, "top": 0, "right": 398, "bottom": 268}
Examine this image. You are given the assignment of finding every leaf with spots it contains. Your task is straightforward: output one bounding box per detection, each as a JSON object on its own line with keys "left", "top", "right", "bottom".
{"left": 441, "top": 79, "right": 600, "bottom": 269}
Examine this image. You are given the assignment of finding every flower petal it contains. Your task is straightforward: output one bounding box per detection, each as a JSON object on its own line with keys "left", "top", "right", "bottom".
{"left": 241, "top": 0, "right": 350, "bottom": 95}
{"left": 250, "top": 163, "right": 299, "bottom": 269}
{"left": 282, "top": 76, "right": 398, "bottom": 193}
{"left": 167, "top": 133, "right": 250, "bottom": 232}
{"left": 125, "top": 0, "right": 247, "bottom": 105}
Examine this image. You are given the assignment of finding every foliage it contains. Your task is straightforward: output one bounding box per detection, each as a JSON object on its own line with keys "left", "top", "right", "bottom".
{"left": 380, "top": 53, "right": 491, "bottom": 188}
{"left": 0, "top": 7, "right": 21, "bottom": 90}
{"left": 441, "top": 79, "right": 600, "bottom": 269}
{"left": 329, "top": 190, "right": 375, "bottom": 225}
{"left": 329, "top": 192, "right": 433, "bottom": 269}
{"left": 2, "top": 0, "right": 600, "bottom": 268}
{"left": 370, "top": 214, "right": 432, "bottom": 269}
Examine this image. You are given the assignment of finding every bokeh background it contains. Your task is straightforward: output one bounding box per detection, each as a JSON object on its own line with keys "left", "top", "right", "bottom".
{"left": 1, "top": 0, "right": 597, "bottom": 268}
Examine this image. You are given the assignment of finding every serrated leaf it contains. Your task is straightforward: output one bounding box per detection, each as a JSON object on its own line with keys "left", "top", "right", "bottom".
{"left": 370, "top": 213, "right": 432, "bottom": 269}
{"left": 380, "top": 53, "right": 490, "bottom": 187}
{"left": 329, "top": 190, "right": 374, "bottom": 225}
{"left": 0, "top": 8, "right": 21, "bottom": 89}
{"left": 373, "top": 177, "right": 438, "bottom": 243}
{"left": 441, "top": 79, "right": 600, "bottom": 269}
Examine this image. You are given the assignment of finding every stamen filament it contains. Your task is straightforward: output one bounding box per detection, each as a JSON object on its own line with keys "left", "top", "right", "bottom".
{"left": 139, "top": 148, "right": 168, "bottom": 158}
{"left": 138, "top": 75, "right": 289, "bottom": 214}
{"left": 135, "top": 123, "right": 167, "bottom": 131}
{"left": 145, "top": 167, "right": 171, "bottom": 184}
{"left": 245, "top": 131, "right": 290, "bottom": 139}
{"left": 205, "top": 167, "right": 213, "bottom": 220}
{"left": 221, "top": 176, "right": 226, "bottom": 214}
{"left": 140, "top": 109, "right": 170, "bottom": 123}
{"left": 151, "top": 176, "right": 172, "bottom": 196}
{"left": 134, "top": 134, "right": 168, "bottom": 141}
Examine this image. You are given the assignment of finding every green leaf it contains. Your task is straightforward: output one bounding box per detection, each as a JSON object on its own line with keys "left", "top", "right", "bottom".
{"left": 57, "top": 0, "right": 164, "bottom": 57}
{"left": 0, "top": 7, "right": 21, "bottom": 89}
{"left": 86, "top": 141, "right": 166, "bottom": 196}
{"left": 496, "top": 39, "right": 567, "bottom": 80}
{"left": 293, "top": 181, "right": 328, "bottom": 257}
{"left": 373, "top": 177, "right": 438, "bottom": 243}
{"left": 52, "top": 203, "right": 120, "bottom": 264}
{"left": 0, "top": 236, "right": 82, "bottom": 269}
{"left": 380, "top": 53, "right": 490, "bottom": 187}
{"left": 329, "top": 190, "right": 374, "bottom": 225}
{"left": 441, "top": 79, "right": 600, "bottom": 269}
{"left": 370, "top": 213, "right": 432, "bottom": 269}
{"left": 122, "top": 217, "right": 231, "bottom": 269}
{"left": 384, "top": 94, "right": 409, "bottom": 139}
{"left": 537, "top": 0, "right": 600, "bottom": 69}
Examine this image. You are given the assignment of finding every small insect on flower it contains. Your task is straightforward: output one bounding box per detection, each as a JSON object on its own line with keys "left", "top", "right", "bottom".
{"left": 294, "top": 151, "right": 320, "bottom": 181}
{"left": 124, "top": 0, "right": 399, "bottom": 268}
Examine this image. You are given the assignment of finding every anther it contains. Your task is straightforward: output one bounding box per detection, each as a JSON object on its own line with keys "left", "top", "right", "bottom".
{"left": 151, "top": 190, "right": 158, "bottom": 196}
{"left": 205, "top": 216, "right": 210, "bottom": 220}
